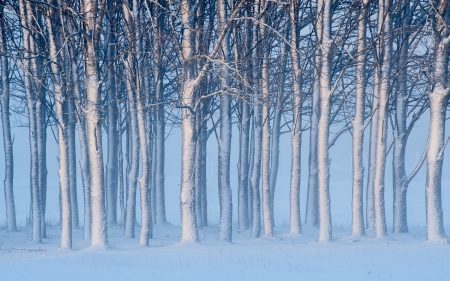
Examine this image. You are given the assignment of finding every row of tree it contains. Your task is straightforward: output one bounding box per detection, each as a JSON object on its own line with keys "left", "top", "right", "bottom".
{"left": 0, "top": 0, "right": 450, "bottom": 249}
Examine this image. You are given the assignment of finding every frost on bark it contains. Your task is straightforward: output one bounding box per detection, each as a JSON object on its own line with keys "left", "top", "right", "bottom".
{"left": 82, "top": 0, "right": 108, "bottom": 247}
{"left": 351, "top": 0, "right": 368, "bottom": 237}
{"left": 425, "top": 0, "right": 450, "bottom": 243}
{"left": 68, "top": 40, "right": 91, "bottom": 240}
{"left": 45, "top": 2, "right": 72, "bottom": 248}
{"left": 289, "top": 0, "right": 302, "bottom": 235}
{"left": 154, "top": 0, "right": 167, "bottom": 225}
{"left": 0, "top": 6, "right": 16, "bottom": 232}
{"left": 237, "top": 6, "right": 251, "bottom": 231}
{"left": 392, "top": 0, "right": 412, "bottom": 234}
{"left": 132, "top": 0, "right": 152, "bottom": 245}
{"left": 179, "top": 0, "right": 200, "bottom": 242}
{"left": 306, "top": 0, "right": 321, "bottom": 227}
{"left": 372, "top": 0, "right": 391, "bottom": 237}
{"left": 106, "top": 0, "right": 119, "bottom": 226}
{"left": 19, "top": 0, "right": 41, "bottom": 243}
{"left": 122, "top": 1, "right": 140, "bottom": 239}
{"left": 317, "top": 0, "right": 332, "bottom": 241}
{"left": 260, "top": 0, "right": 273, "bottom": 237}
{"left": 250, "top": 0, "right": 262, "bottom": 238}
{"left": 217, "top": 0, "right": 233, "bottom": 242}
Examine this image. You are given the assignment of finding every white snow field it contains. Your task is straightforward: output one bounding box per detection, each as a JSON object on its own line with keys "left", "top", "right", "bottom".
{"left": 1, "top": 223, "right": 450, "bottom": 281}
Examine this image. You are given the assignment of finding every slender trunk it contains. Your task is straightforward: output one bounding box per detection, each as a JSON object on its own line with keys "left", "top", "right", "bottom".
{"left": 106, "top": 6, "right": 119, "bottom": 226}
{"left": 250, "top": 1, "right": 262, "bottom": 238}
{"left": 317, "top": 0, "right": 332, "bottom": 241}
{"left": 425, "top": 19, "right": 450, "bottom": 241}
{"left": 45, "top": 6, "right": 72, "bottom": 248}
{"left": 372, "top": 0, "right": 391, "bottom": 237}
{"left": 154, "top": 28, "right": 166, "bottom": 225}
{"left": 306, "top": 0, "right": 321, "bottom": 227}
{"left": 19, "top": 0, "right": 41, "bottom": 243}
{"left": 289, "top": 0, "right": 302, "bottom": 235}
{"left": 69, "top": 44, "right": 91, "bottom": 240}
{"left": 180, "top": 0, "right": 199, "bottom": 242}
{"left": 82, "top": 0, "right": 108, "bottom": 247}
{"left": 0, "top": 7, "right": 16, "bottom": 232}
{"left": 351, "top": 0, "right": 368, "bottom": 237}
{"left": 217, "top": 0, "right": 233, "bottom": 242}
{"left": 392, "top": 0, "right": 411, "bottom": 234}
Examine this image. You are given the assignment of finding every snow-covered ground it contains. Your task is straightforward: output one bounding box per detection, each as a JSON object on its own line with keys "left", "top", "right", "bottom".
{"left": 1, "top": 223, "right": 450, "bottom": 281}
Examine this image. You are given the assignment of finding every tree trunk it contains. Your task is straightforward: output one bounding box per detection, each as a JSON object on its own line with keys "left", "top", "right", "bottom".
{"left": 0, "top": 6, "right": 16, "bottom": 232}
{"left": 289, "top": 0, "right": 302, "bottom": 235}
{"left": 19, "top": 0, "right": 41, "bottom": 243}
{"left": 372, "top": 0, "right": 391, "bottom": 237}
{"left": 45, "top": 5, "right": 72, "bottom": 248}
{"left": 351, "top": 0, "right": 368, "bottom": 237}
{"left": 317, "top": 0, "right": 332, "bottom": 241}
{"left": 82, "top": 0, "right": 108, "bottom": 247}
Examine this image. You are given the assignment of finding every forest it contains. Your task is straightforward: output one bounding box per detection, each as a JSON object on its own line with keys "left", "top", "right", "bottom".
{"left": 0, "top": 0, "right": 449, "bottom": 253}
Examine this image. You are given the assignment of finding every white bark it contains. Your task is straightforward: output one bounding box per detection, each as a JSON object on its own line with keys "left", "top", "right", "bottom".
{"left": 392, "top": 0, "right": 411, "bottom": 234}
{"left": 82, "top": 0, "right": 108, "bottom": 247}
{"left": 372, "top": 0, "right": 391, "bottom": 237}
{"left": 180, "top": 0, "right": 199, "bottom": 242}
{"left": 122, "top": 1, "right": 141, "bottom": 239}
{"left": 351, "top": 0, "right": 368, "bottom": 237}
{"left": 306, "top": 0, "right": 321, "bottom": 227}
{"left": 69, "top": 43, "right": 91, "bottom": 240}
{"left": 106, "top": 3, "right": 119, "bottom": 226}
{"left": 217, "top": 0, "right": 233, "bottom": 242}
{"left": 0, "top": 7, "right": 16, "bottom": 232}
{"left": 237, "top": 6, "right": 251, "bottom": 231}
{"left": 317, "top": 0, "right": 332, "bottom": 241}
{"left": 45, "top": 5, "right": 72, "bottom": 248}
{"left": 258, "top": 0, "right": 273, "bottom": 237}
{"left": 133, "top": 0, "right": 152, "bottom": 245}
{"left": 19, "top": 0, "right": 41, "bottom": 243}
{"left": 425, "top": 3, "right": 450, "bottom": 241}
{"left": 289, "top": 0, "right": 302, "bottom": 235}
{"left": 154, "top": 19, "right": 166, "bottom": 225}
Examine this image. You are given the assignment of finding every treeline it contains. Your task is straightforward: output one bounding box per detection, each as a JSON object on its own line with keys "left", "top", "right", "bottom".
{"left": 0, "top": 0, "right": 449, "bottom": 249}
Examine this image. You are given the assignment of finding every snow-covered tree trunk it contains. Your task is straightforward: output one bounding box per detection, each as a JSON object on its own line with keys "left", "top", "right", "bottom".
{"left": 317, "top": 0, "right": 332, "bottom": 241}
{"left": 289, "top": 0, "right": 302, "bottom": 235}
{"left": 250, "top": 0, "right": 262, "bottom": 238}
{"left": 392, "top": 0, "right": 411, "bottom": 234}
{"left": 259, "top": 0, "right": 273, "bottom": 237}
{"left": 200, "top": 105, "right": 208, "bottom": 227}
{"left": 132, "top": 0, "right": 152, "bottom": 245}
{"left": 69, "top": 42, "right": 91, "bottom": 240}
{"left": 19, "top": 0, "right": 41, "bottom": 243}
{"left": 195, "top": 108, "right": 204, "bottom": 229}
{"left": 0, "top": 7, "right": 16, "bottom": 232}
{"left": 269, "top": 39, "right": 287, "bottom": 228}
{"left": 237, "top": 10, "right": 251, "bottom": 230}
{"left": 425, "top": 0, "right": 450, "bottom": 242}
{"left": 351, "top": 0, "right": 368, "bottom": 237}
{"left": 366, "top": 73, "right": 378, "bottom": 233}
{"left": 154, "top": 10, "right": 166, "bottom": 224}
{"left": 82, "top": 0, "right": 108, "bottom": 247}
{"left": 372, "top": 0, "right": 391, "bottom": 237}
{"left": 106, "top": 2, "right": 119, "bottom": 226}
{"left": 68, "top": 97, "right": 78, "bottom": 230}
{"left": 123, "top": 28, "right": 139, "bottom": 241}
{"left": 179, "top": 0, "right": 199, "bottom": 242}
{"left": 306, "top": 0, "right": 321, "bottom": 227}
{"left": 45, "top": 4, "right": 72, "bottom": 248}
{"left": 217, "top": 0, "right": 233, "bottom": 242}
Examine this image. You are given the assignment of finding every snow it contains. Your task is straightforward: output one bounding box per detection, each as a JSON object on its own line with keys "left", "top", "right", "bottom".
{"left": 1, "top": 223, "right": 450, "bottom": 281}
